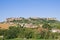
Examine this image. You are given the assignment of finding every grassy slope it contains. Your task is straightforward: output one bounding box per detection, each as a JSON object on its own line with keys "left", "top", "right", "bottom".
{"left": 5, "top": 38, "right": 59, "bottom": 40}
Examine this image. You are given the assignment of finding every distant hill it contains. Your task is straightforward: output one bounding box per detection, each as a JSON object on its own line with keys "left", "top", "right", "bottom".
{"left": 0, "top": 17, "right": 60, "bottom": 29}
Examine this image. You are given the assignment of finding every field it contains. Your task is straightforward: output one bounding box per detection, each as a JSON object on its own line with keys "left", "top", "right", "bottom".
{"left": 0, "top": 23, "right": 16, "bottom": 29}
{"left": 0, "top": 38, "right": 59, "bottom": 40}
{"left": 0, "top": 37, "right": 60, "bottom": 40}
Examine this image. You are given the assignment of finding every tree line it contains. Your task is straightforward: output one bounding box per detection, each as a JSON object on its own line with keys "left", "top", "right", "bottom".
{"left": 0, "top": 23, "right": 60, "bottom": 39}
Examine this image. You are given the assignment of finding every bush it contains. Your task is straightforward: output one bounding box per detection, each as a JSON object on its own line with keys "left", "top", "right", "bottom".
{"left": 4, "top": 26, "right": 20, "bottom": 39}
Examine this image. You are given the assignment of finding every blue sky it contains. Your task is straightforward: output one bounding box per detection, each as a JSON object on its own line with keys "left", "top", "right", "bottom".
{"left": 0, "top": 0, "right": 60, "bottom": 22}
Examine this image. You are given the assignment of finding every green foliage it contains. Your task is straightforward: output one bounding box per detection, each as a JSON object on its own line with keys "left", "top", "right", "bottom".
{"left": 18, "top": 28, "right": 34, "bottom": 39}
{"left": 42, "top": 23, "right": 52, "bottom": 30}
{"left": 4, "top": 26, "right": 20, "bottom": 39}
{"left": 0, "top": 26, "right": 60, "bottom": 39}
{"left": 0, "top": 29, "right": 4, "bottom": 36}
{"left": 0, "top": 23, "right": 60, "bottom": 39}
{"left": 0, "top": 18, "right": 60, "bottom": 39}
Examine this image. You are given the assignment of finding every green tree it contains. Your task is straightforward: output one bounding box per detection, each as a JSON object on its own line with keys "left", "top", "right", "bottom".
{"left": 42, "top": 23, "right": 52, "bottom": 30}
{"left": 4, "top": 26, "right": 20, "bottom": 39}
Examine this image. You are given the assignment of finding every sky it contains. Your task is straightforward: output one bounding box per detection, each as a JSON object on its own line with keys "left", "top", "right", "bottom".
{"left": 0, "top": 0, "right": 60, "bottom": 22}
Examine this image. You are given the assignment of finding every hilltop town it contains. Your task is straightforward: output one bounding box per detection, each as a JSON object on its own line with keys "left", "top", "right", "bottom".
{"left": 0, "top": 17, "right": 57, "bottom": 29}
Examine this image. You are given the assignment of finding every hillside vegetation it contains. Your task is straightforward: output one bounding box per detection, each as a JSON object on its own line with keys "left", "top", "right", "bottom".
{"left": 0, "top": 17, "right": 60, "bottom": 40}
